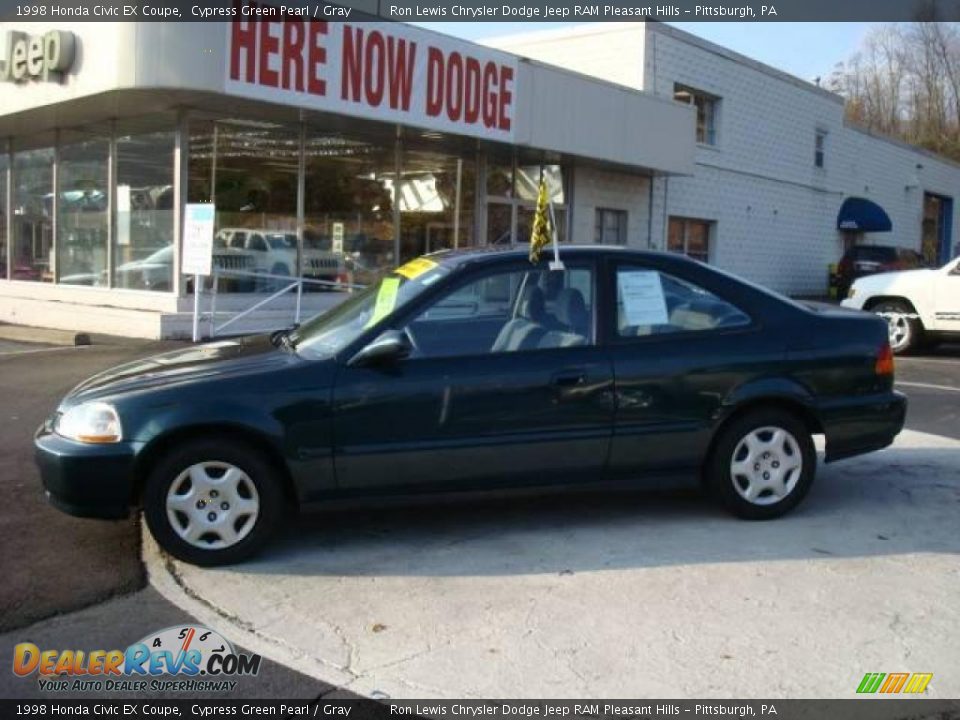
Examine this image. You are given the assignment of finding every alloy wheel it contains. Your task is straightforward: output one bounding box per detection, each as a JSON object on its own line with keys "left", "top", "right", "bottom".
{"left": 883, "top": 312, "right": 911, "bottom": 352}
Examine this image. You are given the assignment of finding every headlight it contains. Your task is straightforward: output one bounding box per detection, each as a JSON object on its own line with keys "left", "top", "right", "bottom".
{"left": 55, "top": 402, "right": 123, "bottom": 444}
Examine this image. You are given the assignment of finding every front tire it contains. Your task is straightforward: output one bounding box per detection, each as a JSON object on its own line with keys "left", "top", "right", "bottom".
{"left": 872, "top": 299, "right": 923, "bottom": 355}
{"left": 706, "top": 410, "right": 816, "bottom": 520}
{"left": 143, "top": 439, "right": 285, "bottom": 566}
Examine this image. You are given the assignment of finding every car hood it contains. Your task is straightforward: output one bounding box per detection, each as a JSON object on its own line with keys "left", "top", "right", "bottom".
{"left": 853, "top": 267, "right": 933, "bottom": 290}
{"left": 65, "top": 334, "right": 301, "bottom": 404}
{"left": 801, "top": 300, "right": 866, "bottom": 315}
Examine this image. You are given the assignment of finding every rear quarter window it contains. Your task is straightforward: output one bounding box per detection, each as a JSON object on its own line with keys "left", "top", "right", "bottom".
{"left": 616, "top": 267, "right": 751, "bottom": 338}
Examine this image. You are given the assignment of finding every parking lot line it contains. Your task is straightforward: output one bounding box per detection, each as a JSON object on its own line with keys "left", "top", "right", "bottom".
{"left": 898, "top": 356, "right": 960, "bottom": 367}
{"left": 0, "top": 345, "right": 88, "bottom": 357}
{"left": 896, "top": 380, "right": 960, "bottom": 393}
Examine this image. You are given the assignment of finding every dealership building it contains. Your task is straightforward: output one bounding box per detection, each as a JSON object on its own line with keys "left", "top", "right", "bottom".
{"left": 488, "top": 23, "right": 960, "bottom": 291}
{"left": 0, "top": 18, "right": 957, "bottom": 339}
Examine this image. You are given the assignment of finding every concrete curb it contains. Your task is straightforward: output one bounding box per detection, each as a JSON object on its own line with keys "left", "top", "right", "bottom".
{"left": 144, "top": 529, "right": 359, "bottom": 691}
{"left": 0, "top": 323, "right": 91, "bottom": 346}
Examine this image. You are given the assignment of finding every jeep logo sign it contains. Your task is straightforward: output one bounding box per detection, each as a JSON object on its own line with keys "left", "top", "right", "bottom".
{"left": 0, "top": 30, "right": 76, "bottom": 83}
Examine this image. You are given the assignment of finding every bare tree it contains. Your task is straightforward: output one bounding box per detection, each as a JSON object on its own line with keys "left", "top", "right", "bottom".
{"left": 831, "top": 22, "right": 960, "bottom": 161}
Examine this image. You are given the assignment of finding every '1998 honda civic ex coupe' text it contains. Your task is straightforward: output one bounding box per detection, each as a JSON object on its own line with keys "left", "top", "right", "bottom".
{"left": 36, "top": 247, "right": 906, "bottom": 566}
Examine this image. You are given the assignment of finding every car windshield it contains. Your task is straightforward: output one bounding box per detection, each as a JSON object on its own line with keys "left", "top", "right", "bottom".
{"left": 290, "top": 257, "right": 451, "bottom": 358}
{"left": 266, "top": 234, "right": 296, "bottom": 250}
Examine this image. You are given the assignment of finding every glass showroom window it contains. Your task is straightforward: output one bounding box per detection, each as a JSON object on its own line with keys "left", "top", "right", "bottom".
{"left": 516, "top": 163, "right": 566, "bottom": 246}
{"left": 303, "top": 130, "right": 398, "bottom": 288}
{"left": 12, "top": 147, "right": 53, "bottom": 282}
{"left": 400, "top": 142, "right": 476, "bottom": 262}
{"left": 668, "top": 216, "right": 712, "bottom": 263}
{"left": 114, "top": 131, "right": 175, "bottom": 291}
{"left": 674, "top": 84, "right": 719, "bottom": 146}
{"left": 0, "top": 152, "right": 7, "bottom": 279}
{"left": 189, "top": 118, "right": 300, "bottom": 292}
{"left": 487, "top": 157, "right": 567, "bottom": 246}
{"left": 58, "top": 138, "right": 109, "bottom": 286}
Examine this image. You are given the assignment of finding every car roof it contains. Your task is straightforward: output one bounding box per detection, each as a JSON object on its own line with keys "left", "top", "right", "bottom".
{"left": 847, "top": 244, "right": 901, "bottom": 254}
{"left": 426, "top": 245, "right": 691, "bottom": 268}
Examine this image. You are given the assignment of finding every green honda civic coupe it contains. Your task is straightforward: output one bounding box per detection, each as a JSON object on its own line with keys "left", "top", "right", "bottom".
{"left": 36, "top": 247, "right": 906, "bottom": 566}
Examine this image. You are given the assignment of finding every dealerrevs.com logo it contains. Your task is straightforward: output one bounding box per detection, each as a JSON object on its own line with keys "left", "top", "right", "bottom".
{"left": 12, "top": 625, "right": 261, "bottom": 693}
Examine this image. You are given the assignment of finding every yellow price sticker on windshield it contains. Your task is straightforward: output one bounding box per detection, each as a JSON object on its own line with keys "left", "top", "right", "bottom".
{"left": 395, "top": 257, "right": 437, "bottom": 280}
{"left": 365, "top": 277, "right": 400, "bottom": 328}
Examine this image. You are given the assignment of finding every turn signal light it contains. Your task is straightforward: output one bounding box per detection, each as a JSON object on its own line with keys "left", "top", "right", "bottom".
{"left": 875, "top": 343, "right": 895, "bottom": 376}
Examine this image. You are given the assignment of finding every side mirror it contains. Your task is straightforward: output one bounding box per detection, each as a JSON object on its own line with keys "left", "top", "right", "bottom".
{"left": 348, "top": 330, "right": 410, "bottom": 367}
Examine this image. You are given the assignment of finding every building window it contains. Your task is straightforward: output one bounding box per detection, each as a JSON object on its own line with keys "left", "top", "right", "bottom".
{"left": 57, "top": 137, "right": 110, "bottom": 286}
{"left": 12, "top": 147, "right": 54, "bottom": 282}
{"left": 674, "top": 84, "right": 719, "bottom": 146}
{"left": 303, "top": 131, "right": 398, "bottom": 286}
{"left": 815, "top": 130, "right": 827, "bottom": 168}
{"left": 0, "top": 152, "right": 7, "bottom": 279}
{"left": 668, "top": 216, "right": 712, "bottom": 263}
{"left": 114, "top": 131, "right": 176, "bottom": 291}
{"left": 400, "top": 142, "right": 477, "bottom": 260}
{"left": 595, "top": 208, "right": 627, "bottom": 245}
{"left": 189, "top": 118, "right": 300, "bottom": 292}
{"left": 486, "top": 157, "right": 568, "bottom": 248}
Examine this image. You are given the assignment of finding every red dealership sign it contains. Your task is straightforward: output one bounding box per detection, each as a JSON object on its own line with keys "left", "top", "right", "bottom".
{"left": 226, "top": 15, "right": 517, "bottom": 140}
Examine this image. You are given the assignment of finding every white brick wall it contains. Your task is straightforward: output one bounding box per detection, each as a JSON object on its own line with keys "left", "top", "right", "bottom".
{"left": 571, "top": 165, "right": 651, "bottom": 247}
{"left": 646, "top": 24, "right": 960, "bottom": 293}
{"left": 491, "top": 23, "right": 960, "bottom": 295}
{"left": 485, "top": 24, "right": 646, "bottom": 91}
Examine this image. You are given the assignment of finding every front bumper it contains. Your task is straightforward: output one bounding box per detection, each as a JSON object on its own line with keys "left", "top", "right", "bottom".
{"left": 819, "top": 390, "right": 907, "bottom": 462}
{"left": 35, "top": 427, "right": 141, "bottom": 519}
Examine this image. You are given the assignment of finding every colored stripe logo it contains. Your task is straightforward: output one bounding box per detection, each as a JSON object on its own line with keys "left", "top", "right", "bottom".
{"left": 857, "top": 672, "right": 933, "bottom": 694}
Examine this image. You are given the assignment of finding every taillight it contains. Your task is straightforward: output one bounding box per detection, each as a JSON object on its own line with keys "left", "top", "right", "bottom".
{"left": 875, "top": 343, "right": 895, "bottom": 376}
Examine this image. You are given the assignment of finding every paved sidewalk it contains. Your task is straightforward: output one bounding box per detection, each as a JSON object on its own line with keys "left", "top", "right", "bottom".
{"left": 147, "top": 430, "right": 960, "bottom": 699}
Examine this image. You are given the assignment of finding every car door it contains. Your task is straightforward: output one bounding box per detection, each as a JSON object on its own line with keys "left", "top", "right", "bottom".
{"left": 331, "top": 261, "right": 615, "bottom": 492}
{"left": 606, "top": 259, "right": 777, "bottom": 479}
{"left": 933, "top": 259, "right": 960, "bottom": 332}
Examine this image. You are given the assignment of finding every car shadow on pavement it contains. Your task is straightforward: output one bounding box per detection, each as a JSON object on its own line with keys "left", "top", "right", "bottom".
{"left": 233, "top": 444, "right": 960, "bottom": 577}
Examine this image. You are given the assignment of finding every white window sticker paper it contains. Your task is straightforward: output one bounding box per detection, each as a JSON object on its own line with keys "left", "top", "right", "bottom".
{"left": 619, "top": 270, "right": 669, "bottom": 326}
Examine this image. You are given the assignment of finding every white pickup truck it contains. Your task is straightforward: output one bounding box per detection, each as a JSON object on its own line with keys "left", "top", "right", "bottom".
{"left": 841, "top": 256, "right": 960, "bottom": 353}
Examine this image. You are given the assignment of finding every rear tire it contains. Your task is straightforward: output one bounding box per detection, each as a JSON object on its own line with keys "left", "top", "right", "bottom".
{"left": 872, "top": 299, "right": 923, "bottom": 355}
{"left": 143, "top": 439, "right": 285, "bottom": 566}
{"left": 706, "top": 409, "right": 816, "bottom": 520}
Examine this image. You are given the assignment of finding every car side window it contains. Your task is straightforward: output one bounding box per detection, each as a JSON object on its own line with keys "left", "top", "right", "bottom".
{"left": 616, "top": 266, "right": 750, "bottom": 338}
{"left": 403, "top": 265, "right": 595, "bottom": 358}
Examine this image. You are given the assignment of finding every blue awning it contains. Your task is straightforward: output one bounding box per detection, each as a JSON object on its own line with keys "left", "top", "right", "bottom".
{"left": 837, "top": 197, "right": 892, "bottom": 232}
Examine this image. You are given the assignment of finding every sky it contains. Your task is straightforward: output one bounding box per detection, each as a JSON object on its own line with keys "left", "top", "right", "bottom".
{"left": 412, "top": 22, "right": 876, "bottom": 86}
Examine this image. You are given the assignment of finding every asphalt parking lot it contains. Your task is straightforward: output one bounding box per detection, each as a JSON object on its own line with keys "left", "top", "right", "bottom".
{"left": 0, "top": 334, "right": 958, "bottom": 700}
{"left": 0, "top": 337, "right": 177, "bottom": 632}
